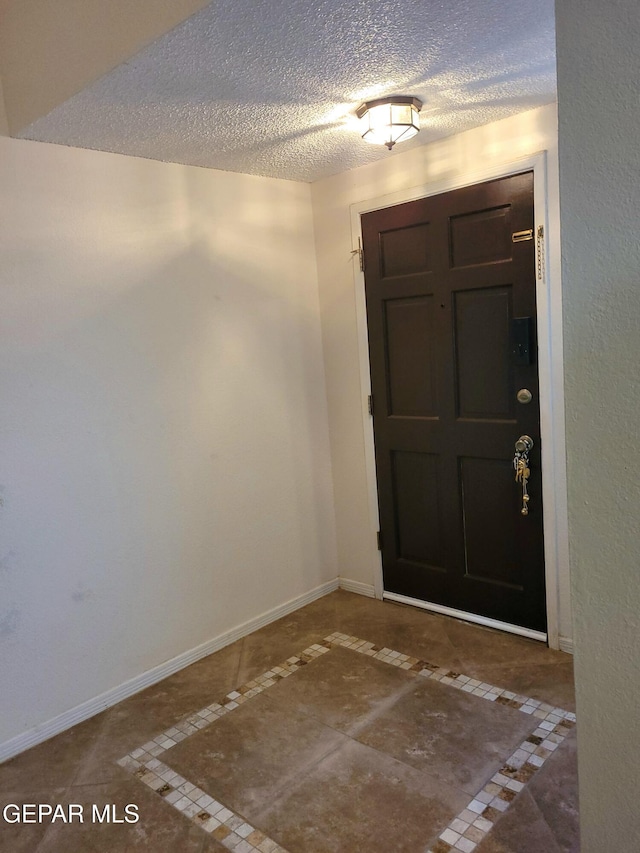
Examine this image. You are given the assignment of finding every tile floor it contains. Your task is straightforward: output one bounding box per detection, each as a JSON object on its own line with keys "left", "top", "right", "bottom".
{"left": 0, "top": 591, "right": 579, "bottom": 852}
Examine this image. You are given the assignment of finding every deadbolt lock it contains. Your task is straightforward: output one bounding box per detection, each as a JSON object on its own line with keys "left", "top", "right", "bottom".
{"left": 517, "top": 388, "right": 533, "bottom": 405}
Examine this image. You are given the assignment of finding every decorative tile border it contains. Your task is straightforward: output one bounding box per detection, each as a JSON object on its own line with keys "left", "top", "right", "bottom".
{"left": 326, "top": 633, "right": 576, "bottom": 853}
{"left": 119, "top": 751, "right": 286, "bottom": 852}
{"left": 118, "top": 632, "right": 575, "bottom": 853}
{"left": 118, "top": 641, "right": 333, "bottom": 852}
{"left": 425, "top": 715, "right": 574, "bottom": 853}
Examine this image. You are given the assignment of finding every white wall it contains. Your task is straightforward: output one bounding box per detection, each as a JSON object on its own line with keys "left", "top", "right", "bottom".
{"left": 311, "top": 104, "right": 572, "bottom": 641}
{"left": 0, "top": 136, "right": 337, "bottom": 746}
{"left": 555, "top": 1, "right": 640, "bottom": 847}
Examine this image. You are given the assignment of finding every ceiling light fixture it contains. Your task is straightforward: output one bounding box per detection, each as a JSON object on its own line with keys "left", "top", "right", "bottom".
{"left": 356, "top": 96, "right": 422, "bottom": 150}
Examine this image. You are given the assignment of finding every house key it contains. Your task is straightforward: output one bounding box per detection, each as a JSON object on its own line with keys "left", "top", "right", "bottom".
{"left": 513, "top": 436, "right": 533, "bottom": 516}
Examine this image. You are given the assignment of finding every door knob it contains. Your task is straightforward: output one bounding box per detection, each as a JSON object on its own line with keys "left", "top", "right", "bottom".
{"left": 513, "top": 436, "right": 533, "bottom": 515}
{"left": 514, "top": 435, "right": 533, "bottom": 455}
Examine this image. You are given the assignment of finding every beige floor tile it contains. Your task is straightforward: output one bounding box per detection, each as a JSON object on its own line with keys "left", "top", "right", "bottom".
{"left": 0, "top": 715, "right": 108, "bottom": 795}
{"left": 526, "top": 729, "right": 580, "bottom": 851}
{"left": 69, "top": 640, "right": 244, "bottom": 788}
{"left": 32, "top": 779, "right": 226, "bottom": 853}
{"left": 355, "top": 675, "right": 536, "bottom": 795}
{"left": 474, "top": 789, "right": 564, "bottom": 853}
{"left": 0, "top": 591, "right": 578, "bottom": 852}
{"left": 233, "top": 594, "right": 340, "bottom": 686}
{"left": 333, "top": 595, "right": 466, "bottom": 671}
{"left": 264, "top": 645, "right": 417, "bottom": 735}
{"left": 442, "top": 617, "right": 569, "bottom": 670}
{"left": 462, "top": 661, "right": 576, "bottom": 713}
{"left": 256, "top": 738, "right": 469, "bottom": 853}
{"left": 167, "top": 693, "right": 350, "bottom": 818}
{"left": 0, "top": 789, "right": 65, "bottom": 853}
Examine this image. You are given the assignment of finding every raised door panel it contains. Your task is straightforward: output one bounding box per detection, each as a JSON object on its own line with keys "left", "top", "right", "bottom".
{"left": 392, "top": 450, "right": 444, "bottom": 571}
{"left": 454, "top": 286, "right": 515, "bottom": 421}
{"left": 385, "top": 296, "right": 438, "bottom": 418}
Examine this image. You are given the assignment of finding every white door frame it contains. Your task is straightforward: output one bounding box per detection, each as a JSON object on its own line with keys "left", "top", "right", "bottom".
{"left": 349, "top": 151, "right": 570, "bottom": 650}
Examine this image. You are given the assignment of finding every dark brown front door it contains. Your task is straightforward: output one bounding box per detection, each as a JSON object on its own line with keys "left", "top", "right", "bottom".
{"left": 362, "top": 172, "right": 546, "bottom": 633}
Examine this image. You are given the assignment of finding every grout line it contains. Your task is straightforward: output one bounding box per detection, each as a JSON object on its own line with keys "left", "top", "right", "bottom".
{"left": 118, "top": 632, "right": 576, "bottom": 853}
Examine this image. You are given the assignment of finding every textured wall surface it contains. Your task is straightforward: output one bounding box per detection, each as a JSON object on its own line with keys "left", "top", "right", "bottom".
{"left": 0, "top": 136, "right": 337, "bottom": 745}
{"left": 0, "top": 0, "right": 212, "bottom": 133}
{"left": 312, "top": 104, "right": 572, "bottom": 640}
{"left": 555, "top": 0, "right": 640, "bottom": 847}
{"left": 17, "top": 0, "right": 557, "bottom": 182}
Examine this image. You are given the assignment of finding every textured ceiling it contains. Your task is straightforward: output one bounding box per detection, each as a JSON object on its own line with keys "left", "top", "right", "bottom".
{"left": 19, "top": 0, "right": 557, "bottom": 183}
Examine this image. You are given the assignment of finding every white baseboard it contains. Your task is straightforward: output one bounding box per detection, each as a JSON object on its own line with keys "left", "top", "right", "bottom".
{"left": 0, "top": 577, "right": 340, "bottom": 764}
{"left": 338, "top": 578, "right": 376, "bottom": 598}
{"left": 558, "top": 636, "right": 574, "bottom": 654}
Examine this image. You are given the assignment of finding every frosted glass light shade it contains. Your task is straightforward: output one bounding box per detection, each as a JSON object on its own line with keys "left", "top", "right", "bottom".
{"left": 356, "top": 96, "right": 422, "bottom": 149}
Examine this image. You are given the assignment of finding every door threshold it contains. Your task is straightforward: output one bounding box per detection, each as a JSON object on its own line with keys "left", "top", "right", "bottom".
{"left": 382, "top": 592, "right": 548, "bottom": 643}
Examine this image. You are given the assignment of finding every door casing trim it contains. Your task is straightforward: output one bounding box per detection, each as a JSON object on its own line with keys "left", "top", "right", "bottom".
{"left": 349, "top": 152, "right": 569, "bottom": 649}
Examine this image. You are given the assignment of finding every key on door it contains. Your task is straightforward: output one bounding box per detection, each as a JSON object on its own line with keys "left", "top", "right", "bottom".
{"left": 513, "top": 436, "right": 533, "bottom": 515}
